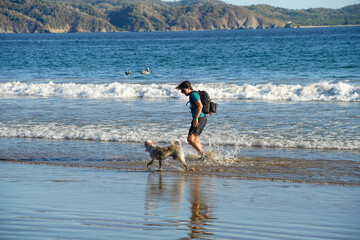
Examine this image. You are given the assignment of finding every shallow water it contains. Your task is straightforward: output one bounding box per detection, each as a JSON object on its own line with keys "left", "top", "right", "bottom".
{"left": 0, "top": 94, "right": 359, "bottom": 162}
{"left": 1, "top": 137, "right": 360, "bottom": 185}
{"left": 1, "top": 163, "right": 359, "bottom": 240}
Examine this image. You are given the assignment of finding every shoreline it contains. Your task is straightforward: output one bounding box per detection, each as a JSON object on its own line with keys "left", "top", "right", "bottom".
{"left": 299, "top": 24, "right": 360, "bottom": 28}
{"left": 1, "top": 25, "right": 360, "bottom": 34}
{"left": 2, "top": 159, "right": 359, "bottom": 186}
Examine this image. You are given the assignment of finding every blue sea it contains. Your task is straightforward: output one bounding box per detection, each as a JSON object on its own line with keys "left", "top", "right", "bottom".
{"left": 1, "top": 27, "right": 360, "bottom": 240}
{"left": 0, "top": 27, "right": 360, "bottom": 184}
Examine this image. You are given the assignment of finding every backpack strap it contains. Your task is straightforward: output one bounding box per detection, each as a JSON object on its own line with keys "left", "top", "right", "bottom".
{"left": 186, "top": 91, "right": 197, "bottom": 111}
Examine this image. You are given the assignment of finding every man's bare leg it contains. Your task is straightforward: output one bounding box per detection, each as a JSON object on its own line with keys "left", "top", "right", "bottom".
{"left": 187, "top": 134, "right": 205, "bottom": 155}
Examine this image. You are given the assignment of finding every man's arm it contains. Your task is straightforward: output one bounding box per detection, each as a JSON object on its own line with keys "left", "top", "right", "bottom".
{"left": 193, "top": 100, "right": 203, "bottom": 127}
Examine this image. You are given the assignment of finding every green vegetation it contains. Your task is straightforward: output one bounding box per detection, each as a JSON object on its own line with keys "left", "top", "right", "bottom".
{"left": 248, "top": 4, "right": 360, "bottom": 27}
{"left": 0, "top": 0, "right": 116, "bottom": 33}
{"left": 1, "top": 0, "right": 359, "bottom": 33}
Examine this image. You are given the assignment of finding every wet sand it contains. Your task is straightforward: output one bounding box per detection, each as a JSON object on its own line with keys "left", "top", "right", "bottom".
{"left": 3, "top": 152, "right": 360, "bottom": 186}
{"left": 1, "top": 162, "right": 359, "bottom": 240}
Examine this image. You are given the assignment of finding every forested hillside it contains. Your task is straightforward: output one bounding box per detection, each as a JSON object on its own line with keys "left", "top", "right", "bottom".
{"left": 1, "top": 0, "right": 359, "bottom": 33}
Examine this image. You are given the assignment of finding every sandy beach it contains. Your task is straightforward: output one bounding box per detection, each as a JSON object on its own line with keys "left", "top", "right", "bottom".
{"left": 1, "top": 162, "right": 359, "bottom": 240}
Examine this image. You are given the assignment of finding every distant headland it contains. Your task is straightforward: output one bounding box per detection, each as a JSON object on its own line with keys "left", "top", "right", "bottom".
{"left": 1, "top": 0, "right": 359, "bottom": 33}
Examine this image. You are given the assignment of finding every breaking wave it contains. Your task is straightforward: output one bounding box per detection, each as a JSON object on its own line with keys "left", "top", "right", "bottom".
{"left": 0, "top": 81, "right": 359, "bottom": 102}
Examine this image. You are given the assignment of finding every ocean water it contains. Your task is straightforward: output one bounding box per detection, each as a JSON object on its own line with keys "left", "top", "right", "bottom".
{"left": 0, "top": 27, "right": 360, "bottom": 184}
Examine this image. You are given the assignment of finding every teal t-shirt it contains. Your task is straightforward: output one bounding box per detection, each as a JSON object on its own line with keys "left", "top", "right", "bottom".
{"left": 190, "top": 92, "right": 205, "bottom": 118}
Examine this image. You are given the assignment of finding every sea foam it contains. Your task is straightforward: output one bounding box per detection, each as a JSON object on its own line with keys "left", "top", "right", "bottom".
{"left": 0, "top": 81, "right": 359, "bottom": 102}
{"left": 0, "top": 123, "right": 358, "bottom": 151}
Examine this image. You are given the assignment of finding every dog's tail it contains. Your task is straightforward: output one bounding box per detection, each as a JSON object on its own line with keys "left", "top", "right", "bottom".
{"left": 172, "top": 139, "right": 182, "bottom": 147}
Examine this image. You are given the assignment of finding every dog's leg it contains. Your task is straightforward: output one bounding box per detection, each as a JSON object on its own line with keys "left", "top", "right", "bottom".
{"left": 179, "top": 156, "right": 189, "bottom": 171}
{"left": 147, "top": 159, "right": 154, "bottom": 171}
{"left": 177, "top": 150, "right": 189, "bottom": 171}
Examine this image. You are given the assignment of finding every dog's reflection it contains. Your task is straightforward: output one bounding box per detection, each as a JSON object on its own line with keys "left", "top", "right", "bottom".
{"left": 145, "top": 173, "right": 215, "bottom": 238}
{"left": 145, "top": 173, "right": 186, "bottom": 210}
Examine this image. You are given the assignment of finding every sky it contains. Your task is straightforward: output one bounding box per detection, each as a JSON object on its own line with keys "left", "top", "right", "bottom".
{"left": 223, "top": 0, "right": 360, "bottom": 9}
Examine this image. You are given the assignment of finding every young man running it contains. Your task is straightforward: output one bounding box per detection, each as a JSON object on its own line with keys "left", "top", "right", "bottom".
{"left": 176, "top": 81, "right": 207, "bottom": 160}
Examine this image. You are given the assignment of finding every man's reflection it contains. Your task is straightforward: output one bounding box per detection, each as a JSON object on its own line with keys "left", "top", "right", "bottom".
{"left": 188, "top": 175, "right": 215, "bottom": 238}
{"left": 145, "top": 173, "right": 215, "bottom": 239}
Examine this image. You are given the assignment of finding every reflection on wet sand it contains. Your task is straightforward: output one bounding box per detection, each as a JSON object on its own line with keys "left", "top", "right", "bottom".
{"left": 188, "top": 175, "right": 215, "bottom": 239}
{"left": 2, "top": 162, "right": 359, "bottom": 239}
{"left": 145, "top": 173, "right": 216, "bottom": 239}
